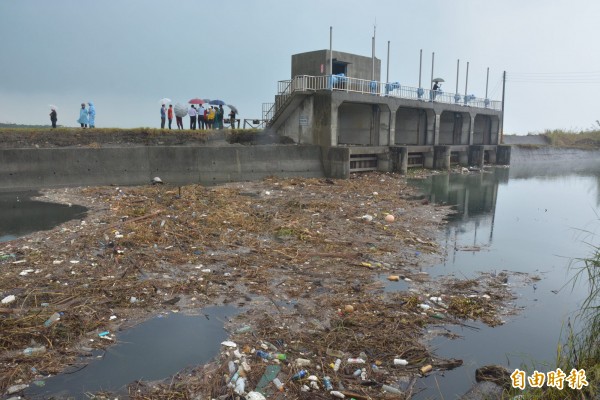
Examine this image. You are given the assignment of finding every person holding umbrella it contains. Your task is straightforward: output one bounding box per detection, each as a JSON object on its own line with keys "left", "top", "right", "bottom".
{"left": 78, "top": 103, "right": 88, "bottom": 128}
{"left": 216, "top": 105, "right": 224, "bottom": 129}
{"left": 49, "top": 106, "right": 57, "bottom": 128}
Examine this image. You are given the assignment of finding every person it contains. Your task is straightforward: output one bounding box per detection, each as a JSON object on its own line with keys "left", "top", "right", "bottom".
{"left": 78, "top": 103, "right": 88, "bottom": 128}
{"left": 167, "top": 104, "right": 174, "bottom": 129}
{"left": 160, "top": 104, "right": 166, "bottom": 129}
{"left": 204, "top": 107, "right": 209, "bottom": 129}
{"left": 207, "top": 106, "right": 215, "bottom": 129}
{"left": 217, "top": 105, "right": 224, "bottom": 129}
{"left": 88, "top": 101, "right": 96, "bottom": 128}
{"left": 431, "top": 82, "right": 441, "bottom": 101}
{"left": 188, "top": 105, "right": 197, "bottom": 129}
{"left": 49, "top": 107, "right": 57, "bottom": 128}
{"left": 228, "top": 109, "right": 237, "bottom": 129}
{"left": 198, "top": 105, "right": 205, "bottom": 129}
{"left": 176, "top": 113, "right": 183, "bottom": 129}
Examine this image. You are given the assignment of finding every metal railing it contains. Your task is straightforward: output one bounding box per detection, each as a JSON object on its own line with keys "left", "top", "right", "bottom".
{"left": 269, "top": 75, "right": 502, "bottom": 118}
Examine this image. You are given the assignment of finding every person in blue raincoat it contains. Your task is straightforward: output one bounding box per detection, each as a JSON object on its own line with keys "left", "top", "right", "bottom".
{"left": 87, "top": 101, "right": 96, "bottom": 128}
{"left": 78, "top": 103, "right": 89, "bottom": 128}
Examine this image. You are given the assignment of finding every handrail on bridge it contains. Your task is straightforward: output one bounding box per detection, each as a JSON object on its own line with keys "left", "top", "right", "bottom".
{"left": 274, "top": 75, "right": 502, "bottom": 112}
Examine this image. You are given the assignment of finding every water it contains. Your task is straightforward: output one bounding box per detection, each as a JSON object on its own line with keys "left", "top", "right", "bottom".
{"left": 0, "top": 191, "right": 87, "bottom": 242}
{"left": 26, "top": 306, "right": 238, "bottom": 399}
{"left": 407, "top": 162, "right": 600, "bottom": 398}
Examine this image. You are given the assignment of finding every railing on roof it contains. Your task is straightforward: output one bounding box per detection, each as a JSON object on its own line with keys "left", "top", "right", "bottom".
{"left": 273, "top": 75, "right": 502, "bottom": 112}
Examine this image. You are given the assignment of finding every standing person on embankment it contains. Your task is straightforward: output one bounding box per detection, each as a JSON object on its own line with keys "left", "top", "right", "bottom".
{"left": 49, "top": 106, "right": 57, "bottom": 128}
{"left": 78, "top": 103, "right": 88, "bottom": 128}
{"left": 87, "top": 102, "right": 96, "bottom": 128}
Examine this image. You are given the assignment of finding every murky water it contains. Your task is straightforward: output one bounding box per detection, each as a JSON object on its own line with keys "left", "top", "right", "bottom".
{"left": 407, "top": 162, "right": 600, "bottom": 398}
{"left": 26, "top": 306, "right": 238, "bottom": 399}
{"left": 0, "top": 191, "right": 86, "bottom": 242}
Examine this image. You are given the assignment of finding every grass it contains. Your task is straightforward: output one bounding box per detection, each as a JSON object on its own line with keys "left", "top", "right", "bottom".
{"left": 541, "top": 129, "right": 600, "bottom": 149}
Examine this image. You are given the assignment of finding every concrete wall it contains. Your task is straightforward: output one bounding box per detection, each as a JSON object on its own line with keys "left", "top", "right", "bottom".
{"left": 291, "top": 50, "right": 381, "bottom": 81}
{"left": 278, "top": 96, "right": 315, "bottom": 144}
{"left": 0, "top": 145, "right": 324, "bottom": 191}
{"left": 395, "top": 108, "right": 427, "bottom": 145}
{"left": 337, "top": 103, "right": 373, "bottom": 145}
{"left": 473, "top": 115, "right": 492, "bottom": 145}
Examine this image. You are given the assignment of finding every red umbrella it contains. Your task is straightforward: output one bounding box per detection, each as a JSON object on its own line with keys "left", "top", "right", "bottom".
{"left": 188, "top": 98, "right": 205, "bottom": 105}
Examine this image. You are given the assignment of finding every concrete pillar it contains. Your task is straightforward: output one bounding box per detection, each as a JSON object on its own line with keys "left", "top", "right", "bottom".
{"left": 323, "top": 146, "right": 350, "bottom": 178}
{"left": 433, "top": 112, "right": 441, "bottom": 145}
{"left": 425, "top": 111, "right": 436, "bottom": 145}
{"left": 487, "top": 149, "right": 497, "bottom": 164}
{"left": 459, "top": 151, "right": 469, "bottom": 166}
{"left": 468, "top": 113, "right": 476, "bottom": 145}
{"left": 462, "top": 113, "right": 471, "bottom": 145}
{"left": 378, "top": 105, "right": 391, "bottom": 146}
{"left": 424, "top": 151, "right": 434, "bottom": 169}
{"left": 398, "top": 147, "right": 408, "bottom": 174}
{"left": 469, "top": 145, "right": 485, "bottom": 167}
{"left": 389, "top": 107, "right": 398, "bottom": 146}
{"left": 434, "top": 145, "right": 451, "bottom": 170}
{"left": 377, "top": 152, "right": 392, "bottom": 172}
{"left": 330, "top": 100, "right": 340, "bottom": 146}
{"left": 496, "top": 145, "right": 511, "bottom": 164}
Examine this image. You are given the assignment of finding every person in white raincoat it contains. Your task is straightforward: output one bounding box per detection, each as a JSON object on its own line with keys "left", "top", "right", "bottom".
{"left": 78, "top": 103, "right": 88, "bottom": 128}
{"left": 87, "top": 101, "right": 96, "bottom": 128}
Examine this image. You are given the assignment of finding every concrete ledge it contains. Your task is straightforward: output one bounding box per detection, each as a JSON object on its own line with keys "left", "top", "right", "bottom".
{"left": 0, "top": 145, "right": 324, "bottom": 190}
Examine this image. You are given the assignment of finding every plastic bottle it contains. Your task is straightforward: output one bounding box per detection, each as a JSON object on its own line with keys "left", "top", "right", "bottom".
{"left": 292, "top": 370, "right": 307, "bottom": 380}
{"left": 330, "top": 391, "right": 345, "bottom": 398}
{"left": 347, "top": 357, "right": 365, "bottom": 364}
{"left": 323, "top": 376, "right": 333, "bottom": 391}
{"left": 43, "top": 312, "right": 62, "bottom": 327}
{"left": 274, "top": 353, "right": 287, "bottom": 360}
{"left": 272, "top": 377, "right": 284, "bottom": 392}
{"left": 382, "top": 384, "right": 403, "bottom": 395}
{"left": 230, "top": 370, "right": 240, "bottom": 383}
{"left": 255, "top": 350, "right": 271, "bottom": 359}
{"left": 228, "top": 361, "right": 236, "bottom": 375}
{"left": 360, "top": 368, "right": 367, "bottom": 380}
{"left": 352, "top": 368, "right": 362, "bottom": 377}
{"left": 23, "top": 346, "right": 47, "bottom": 356}
{"left": 393, "top": 358, "right": 408, "bottom": 366}
{"left": 234, "top": 377, "right": 245, "bottom": 395}
{"left": 326, "top": 348, "right": 345, "bottom": 358}
{"left": 295, "top": 358, "right": 311, "bottom": 367}
{"left": 333, "top": 358, "right": 342, "bottom": 372}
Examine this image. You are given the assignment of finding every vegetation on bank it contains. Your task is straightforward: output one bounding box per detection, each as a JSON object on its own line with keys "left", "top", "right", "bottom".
{"left": 541, "top": 128, "right": 600, "bottom": 149}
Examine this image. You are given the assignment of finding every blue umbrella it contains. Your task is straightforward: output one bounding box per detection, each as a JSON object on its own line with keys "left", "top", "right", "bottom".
{"left": 209, "top": 99, "right": 226, "bottom": 106}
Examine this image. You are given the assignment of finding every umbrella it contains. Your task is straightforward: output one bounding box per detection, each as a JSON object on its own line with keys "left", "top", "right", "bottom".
{"left": 188, "top": 98, "right": 205, "bottom": 105}
{"left": 227, "top": 104, "right": 239, "bottom": 114}
{"left": 49, "top": 104, "right": 57, "bottom": 110}
{"left": 209, "top": 99, "right": 226, "bottom": 106}
{"left": 174, "top": 103, "right": 188, "bottom": 118}
{"left": 432, "top": 77, "right": 445, "bottom": 83}
{"left": 159, "top": 98, "right": 172, "bottom": 104}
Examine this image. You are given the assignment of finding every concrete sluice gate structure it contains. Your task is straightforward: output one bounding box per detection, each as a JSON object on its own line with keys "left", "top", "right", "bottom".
{"left": 263, "top": 50, "right": 511, "bottom": 178}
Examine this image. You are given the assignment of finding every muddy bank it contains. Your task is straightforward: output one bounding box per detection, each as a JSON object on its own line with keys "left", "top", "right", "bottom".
{"left": 0, "top": 172, "right": 530, "bottom": 399}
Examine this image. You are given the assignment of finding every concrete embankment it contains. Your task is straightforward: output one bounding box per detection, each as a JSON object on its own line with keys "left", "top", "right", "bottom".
{"left": 0, "top": 144, "right": 324, "bottom": 190}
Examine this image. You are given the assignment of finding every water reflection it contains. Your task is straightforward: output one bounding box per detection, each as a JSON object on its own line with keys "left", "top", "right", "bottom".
{"left": 407, "top": 164, "right": 600, "bottom": 398}
{"left": 0, "top": 191, "right": 86, "bottom": 242}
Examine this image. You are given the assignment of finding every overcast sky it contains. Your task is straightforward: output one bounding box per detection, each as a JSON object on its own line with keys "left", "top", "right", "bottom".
{"left": 1, "top": 0, "right": 599, "bottom": 134}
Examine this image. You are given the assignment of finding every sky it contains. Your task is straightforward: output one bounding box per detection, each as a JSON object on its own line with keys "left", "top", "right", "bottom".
{"left": 1, "top": 0, "right": 599, "bottom": 134}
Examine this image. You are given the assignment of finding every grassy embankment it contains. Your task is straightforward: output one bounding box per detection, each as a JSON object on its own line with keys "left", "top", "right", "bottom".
{"left": 541, "top": 129, "right": 600, "bottom": 149}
